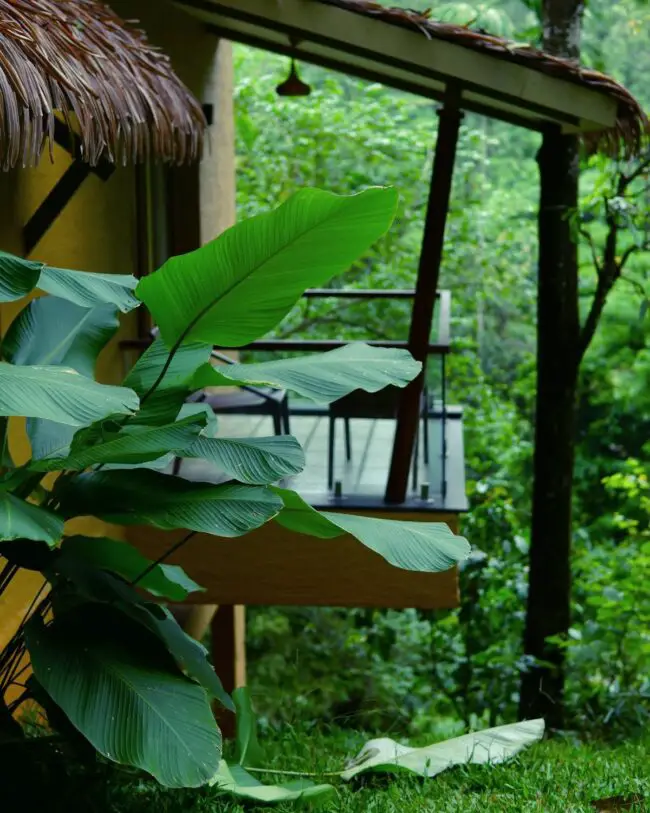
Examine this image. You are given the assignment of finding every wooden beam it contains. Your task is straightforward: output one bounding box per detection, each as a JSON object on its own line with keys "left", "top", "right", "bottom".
{"left": 181, "top": 0, "right": 617, "bottom": 131}
{"left": 24, "top": 162, "right": 92, "bottom": 256}
{"left": 24, "top": 122, "right": 115, "bottom": 256}
{"left": 126, "top": 511, "right": 461, "bottom": 608}
{"left": 385, "top": 86, "right": 463, "bottom": 504}
{"left": 134, "top": 163, "right": 154, "bottom": 339}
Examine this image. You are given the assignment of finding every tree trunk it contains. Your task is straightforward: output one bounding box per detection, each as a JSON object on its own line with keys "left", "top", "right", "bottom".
{"left": 519, "top": 0, "right": 584, "bottom": 728}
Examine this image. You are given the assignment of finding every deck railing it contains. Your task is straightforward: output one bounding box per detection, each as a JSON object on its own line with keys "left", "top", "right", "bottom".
{"left": 120, "top": 288, "right": 452, "bottom": 502}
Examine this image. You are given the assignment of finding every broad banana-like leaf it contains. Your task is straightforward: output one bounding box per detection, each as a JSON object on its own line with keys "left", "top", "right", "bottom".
{"left": 340, "top": 719, "right": 545, "bottom": 781}
{"left": 193, "top": 344, "right": 421, "bottom": 404}
{"left": 128, "top": 602, "right": 235, "bottom": 712}
{"left": 0, "top": 252, "right": 42, "bottom": 302}
{"left": 214, "top": 687, "right": 334, "bottom": 803}
{"left": 50, "top": 562, "right": 232, "bottom": 712}
{"left": 211, "top": 762, "right": 336, "bottom": 805}
{"left": 184, "top": 435, "right": 305, "bottom": 484}
{"left": 0, "top": 492, "right": 63, "bottom": 545}
{"left": 274, "top": 488, "right": 470, "bottom": 572}
{"left": 31, "top": 414, "right": 205, "bottom": 472}
{"left": 1, "top": 297, "right": 118, "bottom": 375}
{"left": 137, "top": 187, "right": 398, "bottom": 348}
{"left": 0, "top": 364, "right": 138, "bottom": 426}
{"left": 2, "top": 297, "right": 120, "bottom": 458}
{"left": 54, "top": 470, "right": 282, "bottom": 536}
{"left": 123, "top": 337, "right": 211, "bottom": 426}
{"left": 26, "top": 606, "right": 221, "bottom": 788}
{"left": 38, "top": 265, "right": 139, "bottom": 312}
{"left": 178, "top": 402, "right": 219, "bottom": 437}
{"left": 59, "top": 536, "right": 203, "bottom": 601}
{"left": 232, "top": 687, "right": 264, "bottom": 768}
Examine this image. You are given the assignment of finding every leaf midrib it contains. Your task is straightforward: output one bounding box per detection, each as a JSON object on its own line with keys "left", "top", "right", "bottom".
{"left": 39, "top": 307, "right": 100, "bottom": 368}
{"left": 168, "top": 196, "right": 361, "bottom": 344}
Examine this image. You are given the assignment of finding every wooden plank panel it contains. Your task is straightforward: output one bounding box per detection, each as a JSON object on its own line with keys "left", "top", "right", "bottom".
{"left": 127, "top": 510, "right": 460, "bottom": 609}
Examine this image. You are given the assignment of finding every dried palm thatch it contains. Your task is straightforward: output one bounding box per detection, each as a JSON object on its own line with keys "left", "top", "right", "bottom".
{"left": 0, "top": 0, "right": 206, "bottom": 169}
{"left": 319, "top": 0, "right": 647, "bottom": 157}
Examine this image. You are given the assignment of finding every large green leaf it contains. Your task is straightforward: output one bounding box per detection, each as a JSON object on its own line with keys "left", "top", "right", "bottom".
{"left": 0, "top": 364, "right": 138, "bottom": 426}
{"left": 273, "top": 488, "right": 470, "bottom": 572}
{"left": 233, "top": 687, "right": 264, "bottom": 768}
{"left": 38, "top": 265, "right": 139, "bottom": 312}
{"left": 26, "top": 606, "right": 221, "bottom": 788}
{"left": 130, "top": 603, "right": 235, "bottom": 713}
{"left": 32, "top": 414, "right": 205, "bottom": 472}
{"left": 340, "top": 719, "right": 545, "bottom": 780}
{"left": 2, "top": 297, "right": 120, "bottom": 458}
{"left": 0, "top": 252, "right": 42, "bottom": 302}
{"left": 49, "top": 560, "right": 232, "bottom": 712}
{"left": 59, "top": 536, "right": 204, "bottom": 601}
{"left": 137, "top": 187, "right": 398, "bottom": 348}
{"left": 54, "top": 470, "right": 282, "bottom": 536}
{"left": 193, "top": 344, "right": 421, "bottom": 404}
{"left": 27, "top": 420, "right": 74, "bottom": 462}
{"left": 214, "top": 688, "right": 334, "bottom": 803}
{"left": 1, "top": 297, "right": 118, "bottom": 375}
{"left": 184, "top": 436, "right": 305, "bottom": 484}
{"left": 212, "top": 762, "right": 336, "bottom": 805}
{"left": 0, "top": 492, "right": 63, "bottom": 545}
{"left": 123, "top": 337, "right": 211, "bottom": 425}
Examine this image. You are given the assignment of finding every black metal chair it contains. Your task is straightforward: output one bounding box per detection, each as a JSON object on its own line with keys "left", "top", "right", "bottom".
{"left": 187, "top": 348, "right": 291, "bottom": 435}
{"left": 328, "top": 386, "right": 429, "bottom": 491}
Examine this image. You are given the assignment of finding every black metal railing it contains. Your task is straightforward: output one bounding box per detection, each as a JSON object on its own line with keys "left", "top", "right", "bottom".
{"left": 120, "top": 288, "right": 452, "bottom": 501}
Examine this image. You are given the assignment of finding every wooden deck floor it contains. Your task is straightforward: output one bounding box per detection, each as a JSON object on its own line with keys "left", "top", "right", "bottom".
{"left": 176, "top": 407, "right": 467, "bottom": 514}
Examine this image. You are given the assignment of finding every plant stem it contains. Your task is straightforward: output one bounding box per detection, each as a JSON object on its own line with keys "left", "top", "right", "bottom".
{"left": 244, "top": 766, "right": 342, "bottom": 778}
{"left": 0, "top": 561, "right": 18, "bottom": 597}
{"left": 131, "top": 531, "right": 196, "bottom": 586}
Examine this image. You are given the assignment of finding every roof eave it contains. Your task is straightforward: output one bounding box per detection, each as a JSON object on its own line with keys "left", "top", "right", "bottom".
{"left": 176, "top": 0, "right": 619, "bottom": 134}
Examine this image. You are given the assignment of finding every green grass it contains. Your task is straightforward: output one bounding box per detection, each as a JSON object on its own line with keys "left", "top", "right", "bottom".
{"left": 18, "top": 726, "right": 646, "bottom": 813}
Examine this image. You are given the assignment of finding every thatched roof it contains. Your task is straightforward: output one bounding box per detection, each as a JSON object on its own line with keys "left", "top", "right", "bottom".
{"left": 0, "top": 0, "right": 206, "bottom": 169}
{"left": 319, "top": 0, "right": 647, "bottom": 156}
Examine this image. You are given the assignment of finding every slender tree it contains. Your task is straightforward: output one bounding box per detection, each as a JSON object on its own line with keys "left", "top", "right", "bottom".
{"left": 521, "top": 0, "right": 649, "bottom": 726}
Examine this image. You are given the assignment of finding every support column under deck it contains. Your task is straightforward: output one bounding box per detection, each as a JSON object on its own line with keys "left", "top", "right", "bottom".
{"left": 385, "top": 85, "right": 463, "bottom": 504}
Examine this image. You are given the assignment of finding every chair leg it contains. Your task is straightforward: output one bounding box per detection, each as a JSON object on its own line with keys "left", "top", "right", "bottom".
{"left": 328, "top": 416, "right": 335, "bottom": 490}
{"left": 282, "top": 400, "right": 291, "bottom": 435}
{"left": 412, "top": 429, "right": 419, "bottom": 492}
{"left": 272, "top": 408, "right": 282, "bottom": 436}
{"left": 344, "top": 418, "right": 352, "bottom": 461}
{"left": 423, "top": 408, "right": 430, "bottom": 464}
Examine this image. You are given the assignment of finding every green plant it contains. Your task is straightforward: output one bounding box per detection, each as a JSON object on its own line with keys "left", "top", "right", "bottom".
{"left": 0, "top": 187, "right": 470, "bottom": 788}
{"left": 566, "top": 460, "right": 650, "bottom": 736}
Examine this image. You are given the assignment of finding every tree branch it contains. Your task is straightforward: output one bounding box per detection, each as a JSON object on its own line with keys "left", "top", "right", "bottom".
{"left": 619, "top": 274, "right": 648, "bottom": 300}
{"left": 578, "top": 225, "right": 602, "bottom": 276}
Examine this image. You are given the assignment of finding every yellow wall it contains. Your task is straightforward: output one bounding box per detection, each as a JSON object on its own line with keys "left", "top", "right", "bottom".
{"left": 0, "top": 149, "right": 140, "bottom": 664}
{"left": 0, "top": 2, "right": 230, "bottom": 670}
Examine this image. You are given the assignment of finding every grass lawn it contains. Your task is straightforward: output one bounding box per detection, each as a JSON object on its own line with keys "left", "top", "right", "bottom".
{"left": 88, "top": 727, "right": 649, "bottom": 813}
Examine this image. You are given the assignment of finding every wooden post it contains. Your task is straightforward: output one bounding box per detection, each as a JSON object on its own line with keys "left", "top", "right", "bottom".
{"left": 211, "top": 605, "right": 246, "bottom": 738}
{"left": 519, "top": 126, "right": 580, "bottom": 728}
{"left": 385, "top": 85, "right": 463, "bottom": 504}
{"left": 165, "top": 162, "right": 202, "bottom": 257}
